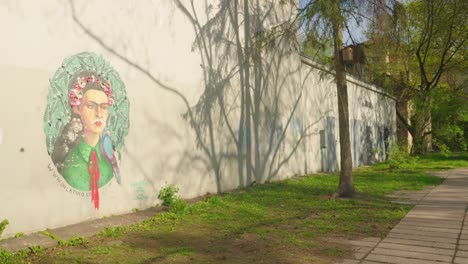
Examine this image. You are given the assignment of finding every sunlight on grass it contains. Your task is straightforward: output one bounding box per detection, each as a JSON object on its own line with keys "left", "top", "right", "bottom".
{"left": 21, "top": 152, "right": 468, "bottom": 264}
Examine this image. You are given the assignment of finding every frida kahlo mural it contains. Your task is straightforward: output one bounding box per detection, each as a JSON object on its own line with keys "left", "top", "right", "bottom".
{"left": 44, "top": 52, "right": 130, "bottom": 209}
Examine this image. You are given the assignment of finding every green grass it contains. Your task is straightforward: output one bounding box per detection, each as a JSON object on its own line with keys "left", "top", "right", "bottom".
{"left": 99, "top": 225, "right": 127, "bottom": 238}
{"left": 17, "top": 152, "right": 468, "bottom": 264}
{"left": 90, "top": 245, "right": 112, "bottom": 255}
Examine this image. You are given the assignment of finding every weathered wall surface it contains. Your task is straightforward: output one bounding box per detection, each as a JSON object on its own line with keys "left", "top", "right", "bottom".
{"left": 283, "top": 57, "right": 396, "bottom": 177}
{"left": 0, "top": 0, "right": 395, "bottom": 238}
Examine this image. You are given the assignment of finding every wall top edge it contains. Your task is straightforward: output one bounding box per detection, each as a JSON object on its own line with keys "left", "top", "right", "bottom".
{"left": 300, "top": 55, "right": 396, "bottom": 101}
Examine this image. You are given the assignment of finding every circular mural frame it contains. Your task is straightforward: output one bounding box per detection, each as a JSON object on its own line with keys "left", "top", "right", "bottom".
{"left": 44, "top": 52, "right": 130, "bottom": 206}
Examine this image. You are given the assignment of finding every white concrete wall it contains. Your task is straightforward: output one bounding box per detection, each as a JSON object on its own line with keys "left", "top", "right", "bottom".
{"left": 1, "top": 0, "right": 208, "bottom": 238}
{"left": 0, "top": 0, "right": 395, "bottom": 238}
{"left": 296, "top": 57, "right": 396, "bottom": 175}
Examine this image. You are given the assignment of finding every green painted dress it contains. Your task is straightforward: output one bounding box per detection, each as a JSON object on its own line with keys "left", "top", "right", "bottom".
{"left": 61, "top": 138, "right": 113, "bottom": 191}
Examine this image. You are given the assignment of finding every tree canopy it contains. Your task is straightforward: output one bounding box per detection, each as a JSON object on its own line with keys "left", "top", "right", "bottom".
{"left": 300, "top": 0, "right": 467, "bottom": 154}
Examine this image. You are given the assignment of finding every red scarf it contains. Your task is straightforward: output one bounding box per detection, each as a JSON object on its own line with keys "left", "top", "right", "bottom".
{"left": 88, "top": 150, "right": 100, "bottom": 209}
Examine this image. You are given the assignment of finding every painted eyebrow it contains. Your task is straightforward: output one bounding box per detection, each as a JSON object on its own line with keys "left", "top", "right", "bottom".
{"left": 86, "top": 100, "right": 108, "bottom": 106}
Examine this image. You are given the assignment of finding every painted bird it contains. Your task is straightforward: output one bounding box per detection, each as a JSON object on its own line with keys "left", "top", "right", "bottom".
{"left": 100, "top": 128, "right": 121, "bottom": 184}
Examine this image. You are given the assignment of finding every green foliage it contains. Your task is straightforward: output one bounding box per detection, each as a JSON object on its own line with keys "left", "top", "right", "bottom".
{"left": 65, "top": 235, "right": 89, "bottom": 246}
{"left": 301, "top": 35, "right": 334, "bottom": 65}
{"left": 0, "top": 219, "right": 9, "bottom": 237}
{"left": 14, "top": 232, "right": 24, "bottom": 238}
{"left": 157, "top": 184, "right": 190, "bottom": 215}
{"left": 16, "top": 249, "right": 27, "bottom": 258}
{"left": 364, "top": 0, "right": 467, "bottom": 154}
{"left": 0, "top": 249, "right": 13, "bottom": 263}
{"left": 299, "top": 0, "right": 362, "bottom": 66}
{"left": 433, "top": 140, "right": 451, "bottom": 157}
{"left": 0, "top": 248, "right": 28, "bottom": 263}
{"left": 387, "top": 143, "right": 413, "bottom": 169}
{"left": 100, "top": 225, "right": 127, "bottom": 238}
{"left": 168, "top": 199, "right": 189, "bottom": 215}
{"left": 28, "top": 245, "right": 44, "bottom": 255}
{"left": 40, "top": 231, "right": 88, "bottom": 247}
{"left": 432, "top": 84, "right": 468, "bottom": 152}
{"left": 90, "top": 245, "right": 113, "bottom": 255}
{"left": 40, "top": 230, "right": 64, "bottom": 245}
{"left": 158, "top": 184, "right": 180, "bottom": 207}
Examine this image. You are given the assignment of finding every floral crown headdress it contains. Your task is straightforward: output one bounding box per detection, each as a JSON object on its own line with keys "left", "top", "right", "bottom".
{"left": 68, "top": 74, "right": 114, "bottom": 107}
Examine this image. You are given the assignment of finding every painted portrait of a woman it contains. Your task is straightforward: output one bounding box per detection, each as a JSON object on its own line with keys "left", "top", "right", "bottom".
{"left": 44, "top": 52, "right": 130, "bottom": 209}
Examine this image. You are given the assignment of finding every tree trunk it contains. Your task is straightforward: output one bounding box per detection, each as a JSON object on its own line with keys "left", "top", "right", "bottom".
{"left": 410, "top": 110, "right": 431, "bottom": 155}
{"left": 332, "top": 1, "right": 355, "bottom": 198}
{"left": 409, "top": 91, "right": 433, "bottom": 155}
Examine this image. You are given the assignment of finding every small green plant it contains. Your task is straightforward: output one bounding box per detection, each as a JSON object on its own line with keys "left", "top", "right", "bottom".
{"left": 40, "top": 230, "right": 64, "bottom": 245}
{"left": 132, "top": 208, "right": 140, "bottom": 213}
{"left": 387, "top": 143, "right": 413, "bottom": 169}
{"left": 100, "top": 225, "right": 127, "bottom": 238}
{"left": 14, "top": 232, "right": 24, "bottom": 238}
{"left": 438, "top": 144, "right": 451, "bottom": 157}
{"left": 433, "top": 139, "right": 451, "bottom": 157}
{"left": 168, "top": 199, "right": 189, "bottom": 214}
{"left": 0, "top": 248, "right": 14, "bottom": 263}
{"left": 0, "top": 219, "right": 9, "bottom": 237}
{"left": 29, "top": 245, "right": 44, "bottom": 255}
{"left": 65, "top": 235, "right": 89, "bottom": 246}
{"left": 0, "top": 248, "right": 27, "bottom": 263}
{"left": 158, "top": 184, "right": 190, "bottom": 214}
{"left": 158, "top": 184, "right": 180, "bottom": 206}
{"left": 40, "top": 231, "right": 86, "bottom": 247}
{"left": 16, "top": 249, "right": 27, "bottom": 258}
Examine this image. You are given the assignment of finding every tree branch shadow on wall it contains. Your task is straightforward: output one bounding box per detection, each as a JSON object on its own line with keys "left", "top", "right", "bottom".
{"left": 62, "top": 1, "right": 399, "bottom": 260}
{"left": 173, "top": 0, "right": 325, "bottom": 187}
{"left": 68, "top": 0, "right": 328, "bottom": 198}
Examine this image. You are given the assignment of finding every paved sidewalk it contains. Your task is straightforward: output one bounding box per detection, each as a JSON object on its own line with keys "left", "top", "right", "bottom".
{"left": 338, "top": 167, "right": 468, "bottom": 264}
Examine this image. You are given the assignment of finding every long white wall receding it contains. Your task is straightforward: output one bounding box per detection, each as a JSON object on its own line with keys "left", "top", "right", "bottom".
{"left": 0, "top": 0, "right": 395, "bottom": 238}
{"left": 295, "top": 57, "right": 395, "bottom": 176}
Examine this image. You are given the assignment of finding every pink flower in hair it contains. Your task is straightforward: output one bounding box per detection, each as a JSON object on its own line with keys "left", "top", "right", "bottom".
{"left": 69, "top": 74, "right": 114, "bottom": 107}
{"left": 68, "top": 89, "right": 81, "bottom": 107}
